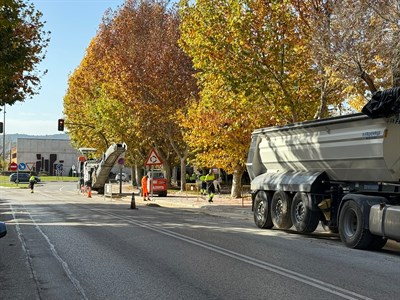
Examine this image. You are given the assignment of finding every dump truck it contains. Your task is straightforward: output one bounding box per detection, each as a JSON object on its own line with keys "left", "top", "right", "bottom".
{"left": 246, "top": 88, "right": 400, "bottom": 250}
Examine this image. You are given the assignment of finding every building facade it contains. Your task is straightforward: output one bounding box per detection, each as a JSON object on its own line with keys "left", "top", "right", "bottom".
{"left": 13, "top": 138, "right": 80, "bottom": 176}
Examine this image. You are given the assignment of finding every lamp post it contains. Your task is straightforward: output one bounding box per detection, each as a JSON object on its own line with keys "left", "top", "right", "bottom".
{"left": 2, "top": 104, "right": 5, "bottom": 163}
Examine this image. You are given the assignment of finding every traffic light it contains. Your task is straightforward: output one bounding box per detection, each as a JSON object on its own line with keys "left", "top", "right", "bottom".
{"left": 58, "top": 119, "right": 64, "bottom": 131}
{"left": 0, "top": 122, "right": 3, "bottom": 133}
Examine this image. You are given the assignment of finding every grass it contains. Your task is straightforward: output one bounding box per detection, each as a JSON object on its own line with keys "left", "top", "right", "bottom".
{"left": 0, "top": 175, "right": 78, "bottom": 188}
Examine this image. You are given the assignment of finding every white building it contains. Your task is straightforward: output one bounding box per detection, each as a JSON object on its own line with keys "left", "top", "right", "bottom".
{"left": 14, "top": 138, "right": 80, "bottom": 176}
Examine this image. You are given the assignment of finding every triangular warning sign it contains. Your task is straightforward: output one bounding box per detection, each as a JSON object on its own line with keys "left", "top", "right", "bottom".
{"left": 145, "top": 149, "right": 163, "bottom": 166}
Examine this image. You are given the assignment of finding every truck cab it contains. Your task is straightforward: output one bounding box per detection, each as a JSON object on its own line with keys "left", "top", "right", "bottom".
{"left": 148, "top": 169, "right": 168, "bottom": 197}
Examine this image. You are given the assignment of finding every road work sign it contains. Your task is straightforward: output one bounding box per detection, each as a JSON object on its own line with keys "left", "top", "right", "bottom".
{"left": 145, "top": 149, "right": 163, "bottom": 166}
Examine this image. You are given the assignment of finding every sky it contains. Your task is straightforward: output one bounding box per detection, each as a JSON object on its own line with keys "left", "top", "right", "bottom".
{"left": 5, "top": 0, "right": 126, "bottom": 135}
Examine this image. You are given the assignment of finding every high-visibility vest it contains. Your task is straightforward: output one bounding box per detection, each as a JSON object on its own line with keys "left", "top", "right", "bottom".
{"left": 205, "top": 173, "right": 215, "bottom": 182}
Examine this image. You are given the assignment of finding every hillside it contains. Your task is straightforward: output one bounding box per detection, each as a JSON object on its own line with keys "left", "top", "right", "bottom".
{"left": 5, "top": 133, "right": 69, "bottom": 144}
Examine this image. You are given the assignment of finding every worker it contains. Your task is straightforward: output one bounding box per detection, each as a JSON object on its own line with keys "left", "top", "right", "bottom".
{"left": 199, "top": 174, "right": 207, "bottom": 195}
{"left": 29, "top": 173, "right": 36, "bottom": 193}
{"left": 189, "top": 173, "right": 197, "bottom": 183}
{"left": 204, "top": 169, "right": 216, "bottom": 203}
{"left": 213, "top": 176, "right": 222, "bottom": 194}
{"left": 141, "top": 174, "right": 150, "bottom": 201}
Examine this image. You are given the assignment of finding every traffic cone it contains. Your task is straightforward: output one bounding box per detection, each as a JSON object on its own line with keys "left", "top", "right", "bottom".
{"left": 87, "top": 187, "right": 92, "bottom": 198}
{"left": 130, "top": 193, "right": 138, "bottom": 209}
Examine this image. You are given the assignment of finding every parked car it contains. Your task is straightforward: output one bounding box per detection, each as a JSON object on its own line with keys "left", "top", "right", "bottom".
{"left": 9, "top": 173, "right": 40, "bottom": 183}
{"left": 0, "top": 222, "right": 6, "bottom": 238}
{"left": 115, "top": 173, "right": 129, "bottom": 182}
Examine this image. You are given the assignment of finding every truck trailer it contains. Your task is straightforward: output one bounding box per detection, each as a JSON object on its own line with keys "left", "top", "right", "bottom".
{"left": 246, "top": 88, "right": 400, "bottom": 250}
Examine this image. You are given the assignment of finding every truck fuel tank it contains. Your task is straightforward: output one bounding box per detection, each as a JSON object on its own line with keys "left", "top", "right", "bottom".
{"left": 369, "top": 204, "right": 400, "bottom": 241}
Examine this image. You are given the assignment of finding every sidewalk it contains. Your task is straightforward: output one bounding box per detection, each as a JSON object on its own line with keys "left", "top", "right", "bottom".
{"left": 107, "top": 184, "right": 253, "bottom": 220}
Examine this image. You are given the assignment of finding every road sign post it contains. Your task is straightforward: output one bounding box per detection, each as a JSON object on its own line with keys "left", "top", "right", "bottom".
{"left": 144, "top": 149, "right": 163, "bottom": 199}
{"left": 117, "top": 158, "right": 124, "bottom": 195}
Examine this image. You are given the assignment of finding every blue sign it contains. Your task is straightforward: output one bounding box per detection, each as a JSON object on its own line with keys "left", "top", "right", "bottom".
{"left": 18, "top": 163, "right": 26, "bottom": 171}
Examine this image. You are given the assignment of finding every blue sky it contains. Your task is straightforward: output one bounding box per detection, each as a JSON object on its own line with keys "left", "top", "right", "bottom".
{"left": 6, "top": 0, "right": 125, "bottom": 135}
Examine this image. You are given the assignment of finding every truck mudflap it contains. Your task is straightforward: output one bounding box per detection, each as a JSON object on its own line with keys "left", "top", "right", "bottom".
{"left": 369, "top": 204, "right": 400, "bottom": 241}
{"left": 250, "top": 171, "right": 326, "bottom": 193}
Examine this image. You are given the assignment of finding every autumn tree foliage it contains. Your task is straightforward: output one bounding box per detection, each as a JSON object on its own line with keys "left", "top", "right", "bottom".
{"left": 0, "top": 0, "right": 50, "bottom": 107}
{"left": 301, "top": 0, "right": 400, "bottom": 112}
{"left": 179, "top": 0, "right": 325, "bottom": 197}
{"left": 64, "top": 0, "right": 197, "bottom": 186}
{"left": 64, "top": 0, "right": 400, "bottom": 197}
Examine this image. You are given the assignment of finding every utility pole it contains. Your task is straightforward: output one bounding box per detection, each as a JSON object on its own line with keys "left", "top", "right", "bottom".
{"left": 2, "top": 104, "right": 5, "bottom": 163}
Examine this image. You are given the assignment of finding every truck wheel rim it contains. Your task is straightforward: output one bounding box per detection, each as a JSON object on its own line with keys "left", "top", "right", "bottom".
{"left": 343, "top": 209, "right": 357, "bottom": 237}
{"left": 275, "top": 199, "right": 283, "bottom": 218}
{"left": 257, "top": 202, "right": 265, "bottom": 220}
{"left": 294, "top": 201, "right": 305, "bottom": 222}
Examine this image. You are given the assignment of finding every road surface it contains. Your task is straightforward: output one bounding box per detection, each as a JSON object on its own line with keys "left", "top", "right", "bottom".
{"left": 1, "top": 182, "right": 399, "bottom": 299}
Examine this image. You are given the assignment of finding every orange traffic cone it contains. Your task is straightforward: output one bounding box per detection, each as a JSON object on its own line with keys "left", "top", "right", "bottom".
{"left": 130, "top": 193, "right": 138, "bottom": 209}
{"left": 87, "top": 187, "right": 92, "bottom": 198}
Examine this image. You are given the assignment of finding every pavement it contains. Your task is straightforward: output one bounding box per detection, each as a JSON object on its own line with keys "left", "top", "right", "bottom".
{"left": 105, "top": 184, "right": 253, "bottom": 221}
{"left": 0, "top": 184, "right": 253, "bottom": 299}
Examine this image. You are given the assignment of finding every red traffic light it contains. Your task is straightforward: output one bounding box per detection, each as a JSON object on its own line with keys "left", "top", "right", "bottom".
{"left": 58, "top": 119, "right": 64, "bottom": 131}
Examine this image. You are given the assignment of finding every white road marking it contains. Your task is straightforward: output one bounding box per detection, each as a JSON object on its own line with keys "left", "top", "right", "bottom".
{"left": 10, "top": 203, "right": 88, "bottom": 300}
{"left": 97, "top": 209, "right": 373, "bottom": 300}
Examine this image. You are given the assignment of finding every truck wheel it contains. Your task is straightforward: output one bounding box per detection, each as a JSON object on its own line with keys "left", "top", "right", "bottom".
{"left": 291, "top": 192, "right": 320, "bottom": 233}
{"left": 254, "top": 191, "right": 273, "bottom": 229}
{"left": 339, "top": 200, "right": 372, "bottom": 249}
{"left": 271, "top": 191, "right": 293, "bottom": 229}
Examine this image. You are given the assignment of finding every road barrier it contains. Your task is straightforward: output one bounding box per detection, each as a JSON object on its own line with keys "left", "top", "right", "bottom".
{"left": 104, "top": 183, "right": 113, "bottom": 199}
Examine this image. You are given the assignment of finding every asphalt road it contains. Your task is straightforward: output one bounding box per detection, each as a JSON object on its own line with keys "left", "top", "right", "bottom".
{"left": 1, "top": 182, "right": 400, "bottom": 300}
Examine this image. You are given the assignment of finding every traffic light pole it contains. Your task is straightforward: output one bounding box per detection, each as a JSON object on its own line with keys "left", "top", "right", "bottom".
{"left": 60, "top": 120, "right": 109, "bottom": 149}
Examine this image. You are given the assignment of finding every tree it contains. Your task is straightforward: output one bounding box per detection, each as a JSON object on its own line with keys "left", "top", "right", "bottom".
{"left": 301, "top": 0, "right": 397, "bottom": 113}
{"left": 179, "top": 0, "right": 322, "bottom": 197}
{"left": 0, "top": 0, "right": 50, "bottom": 106}
{"left": 64, "top": 0, "right": 197, "bottom": 189}
{"left": 362, "top": 0, "right": 400, "bottom": 87}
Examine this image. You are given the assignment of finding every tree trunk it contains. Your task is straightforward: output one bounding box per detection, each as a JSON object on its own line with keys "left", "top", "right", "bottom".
{"left": 360, "top": 70, "right": 377, "bottom": 93}
{"left": 392, "top": 29, "right": 400, "bottom": 87}
{"left": 131, "top": 166, "right": 137, "bottom": 187}
{"left": 164, "top": 161, "right": 172, "bottom": 188}
{"left": 230, "top": 166, "right": 245, "bottom": 198}
{"left": 314, "top": 73, "right": 328, "bottom": 119}
{"left": 180, "top": 157, "right": 186, "bottom": 192}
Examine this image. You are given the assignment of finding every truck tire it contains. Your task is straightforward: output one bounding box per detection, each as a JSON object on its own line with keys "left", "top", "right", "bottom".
{"left": 254, "top": 191, "right": 273, "bottom": 229}
{"left": 291, "top": 192, "right": 320, "bottom": 233}
{"left": 271, "top": 191, "right": 293, "bottom": 229}
{"left": 339, "top": 200, "right": 372, "bottom": 249}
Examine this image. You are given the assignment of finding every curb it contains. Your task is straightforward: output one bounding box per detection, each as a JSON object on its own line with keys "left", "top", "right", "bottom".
{"left": 118, "top": 191, "right": 253, "bottom": 220}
